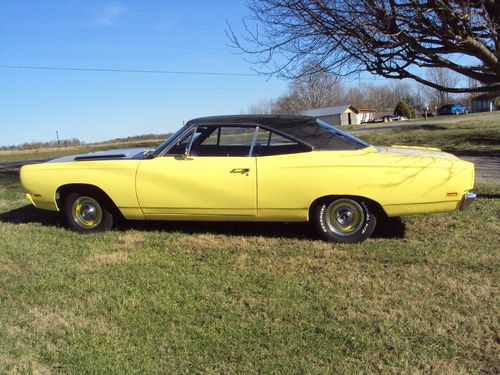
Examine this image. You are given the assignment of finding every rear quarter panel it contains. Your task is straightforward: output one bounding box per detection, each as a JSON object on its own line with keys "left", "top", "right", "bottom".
{"left": 256, "top": 148, "right": 474, "bottom": 218}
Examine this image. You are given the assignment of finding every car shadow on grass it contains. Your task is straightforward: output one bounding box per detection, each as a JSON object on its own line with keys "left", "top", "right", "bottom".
{"left": 0, "top": 204, "right": 61, "bottom": 227}
{"left": 0, "top": 205, "right": 406, "bottom": 240}
{"left": 124, "top": 217, "right": 406, "bottom": 240}
{"left": 123, "top": 220, "right": 319, "bottom": 240}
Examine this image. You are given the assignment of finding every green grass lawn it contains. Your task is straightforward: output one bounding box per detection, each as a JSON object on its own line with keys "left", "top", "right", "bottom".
{"left": 0, "top": 172, "right": 499, "bottom": 373}
{"left": 358, "top": 116, "right": 500, "bottom": 157}
{"left": 1, "top": 116, "right": 499, "bottom": 373}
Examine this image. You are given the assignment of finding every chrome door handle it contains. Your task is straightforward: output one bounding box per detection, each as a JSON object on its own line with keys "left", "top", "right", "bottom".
{"left": 230, "top": 168, "right": 250, "bottom": 174}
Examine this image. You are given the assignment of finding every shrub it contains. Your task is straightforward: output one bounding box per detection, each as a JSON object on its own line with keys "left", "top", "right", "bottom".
{"left": 394, "top": 100, "right": 415, "bottom": 118}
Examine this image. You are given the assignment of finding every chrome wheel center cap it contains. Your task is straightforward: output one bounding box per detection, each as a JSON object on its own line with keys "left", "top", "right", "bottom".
{"left": 337, "top": 209, "right": 354, "bottom": 226}
{"left": 81, "top": 204, "right": 97, "bottom": 221}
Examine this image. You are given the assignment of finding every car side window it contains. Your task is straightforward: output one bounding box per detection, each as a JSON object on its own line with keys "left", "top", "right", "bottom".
{"left": 251, "top": 129, "right": 310, "bottom": 156}
{"left": 192, "top": 126, "right": 257, "bottom": 157}
{"left": 218, "top": 127, "right": 256, "bottom": 146}
{"left": 167, "top": 125, "right": 310, "bottom": 157}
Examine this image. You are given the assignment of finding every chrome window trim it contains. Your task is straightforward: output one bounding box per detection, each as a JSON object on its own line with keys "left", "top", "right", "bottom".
{"left": 186, "top": 126, "right": 197, "bottom": 155}
{"left": 248, "top": 126, "right": 260, "bottom": 157}
{"left": 157, "top": 122, "right": 314, "bottom": 157}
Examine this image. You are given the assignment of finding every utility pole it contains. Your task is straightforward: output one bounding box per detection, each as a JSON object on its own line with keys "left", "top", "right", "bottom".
{"left": 56, "top": 131, "right": 60, "bottom": 146}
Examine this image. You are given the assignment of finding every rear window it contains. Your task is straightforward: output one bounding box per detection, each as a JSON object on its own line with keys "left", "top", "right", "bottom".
{"left": 316, "top": 120, "right": 370, "bottom": 149}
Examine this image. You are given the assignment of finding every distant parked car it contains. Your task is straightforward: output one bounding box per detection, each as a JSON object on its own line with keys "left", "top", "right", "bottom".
{"left": 381, "top": 115, "right": 408, "bottom": 122}
{"left": 438, "top": 104, "right": 468, "bottom": 115}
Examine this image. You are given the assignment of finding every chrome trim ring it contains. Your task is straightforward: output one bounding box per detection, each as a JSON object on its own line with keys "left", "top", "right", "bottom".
{"left": 324, "top": 199, "right": 365, "bottom": 236}
{"left": 71, "top": 196, "right": 103, "bottom": 230}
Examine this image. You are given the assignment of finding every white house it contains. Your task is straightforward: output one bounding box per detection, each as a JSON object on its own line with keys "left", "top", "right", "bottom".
{"left": 301, "top": 105, "right": 361, "bottom": 126}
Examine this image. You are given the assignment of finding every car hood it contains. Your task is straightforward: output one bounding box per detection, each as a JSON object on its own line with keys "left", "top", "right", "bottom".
{"left": 47, "top": 147, "right": 152, "bottom": 163}
{"left": 375, "top": 145, "right": 458, "bottom": 160}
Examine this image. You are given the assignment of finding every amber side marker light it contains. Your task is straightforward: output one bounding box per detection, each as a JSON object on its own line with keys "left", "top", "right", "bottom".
{"left": 446, "top": 192, "right": 458, "bottom": 197}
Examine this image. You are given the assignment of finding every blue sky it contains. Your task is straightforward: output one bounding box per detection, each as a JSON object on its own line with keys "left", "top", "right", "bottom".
{"left": 0, "top": 0, "right": 291, "bottom": 146}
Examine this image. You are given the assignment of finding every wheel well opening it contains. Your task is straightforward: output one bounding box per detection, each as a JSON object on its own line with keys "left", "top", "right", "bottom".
{"left": 56, "top": 184, "right": 123, "bottom": 219}
{"left": 308, "top": 195, "right": 387, "bottom": 221}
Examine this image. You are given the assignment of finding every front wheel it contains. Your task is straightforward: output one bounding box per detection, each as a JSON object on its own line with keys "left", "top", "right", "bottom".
{"left": 63, "top": 192, "right": 114, "bottom": 233}
{"left": 312, "top": 198, "right": 376, "bottom": 243}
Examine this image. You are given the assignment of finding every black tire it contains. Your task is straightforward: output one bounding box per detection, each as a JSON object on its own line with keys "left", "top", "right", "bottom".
{"left": 63, "top": 192, "right": 114, "bottom": 233}
{"left": 312, "top": 197, "right": 376, "bottom": 243}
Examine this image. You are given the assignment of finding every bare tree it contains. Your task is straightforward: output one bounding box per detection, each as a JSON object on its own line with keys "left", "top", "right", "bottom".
{"left": 246, "top": 99, "right": 275, "bottom": 114}
{"left": 463, "top": 77, "right": 486, "bottom": 107}
{"left": 271, "top": 64, "right": 342, "bottom": 113}
{"left": 247, "top": 80, "right": 426, "bottom": 115}
{"left": 362, "top": 85, "right": 395, "bottom": 110}
{"left": 289, "top": 66, "right": 341, "bottom": 108}
{"left": 424, "top": 68, "right": 461, "bottom": 108}
{"left": 228, "top": 0, "right": 500, "bottom": 93}
{"left": 271, "top": 92, "right": 303, "bottom": 114}
{"left": 342, "top": 86, "right": 366, "bottom": 108}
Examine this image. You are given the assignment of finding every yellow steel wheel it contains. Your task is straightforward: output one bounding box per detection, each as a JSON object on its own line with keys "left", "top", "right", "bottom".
{"left": 324, "top": 199, "right": 364, "bottom": 237}
{"left": 71, "top": 196, "right": 103, "bottom": 230}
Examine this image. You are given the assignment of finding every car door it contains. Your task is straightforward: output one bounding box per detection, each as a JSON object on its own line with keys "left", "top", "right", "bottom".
{"left": 251, "top": 128, "right": 314, "bottom": 221}
{"left": 135, "top": 125, "right": 257, "bottom": 219}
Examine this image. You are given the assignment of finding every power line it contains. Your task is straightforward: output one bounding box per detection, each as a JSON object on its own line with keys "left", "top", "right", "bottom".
{"left": 0, "top": 64, "right": 388, "bottom": 82}
{"left": 0, "top": 64, "right": 258, "bottom": 77}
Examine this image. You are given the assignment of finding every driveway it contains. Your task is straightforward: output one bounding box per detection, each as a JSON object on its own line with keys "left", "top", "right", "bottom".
{"left": 459, "top": 156, "right": 499, "bottom": 183}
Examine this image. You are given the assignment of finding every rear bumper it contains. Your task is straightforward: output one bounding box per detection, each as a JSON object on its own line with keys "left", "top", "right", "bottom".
{"left": 25, "top": 193, "right": 35, "bottom": 206}
{"left": 459, "top": 192, "right": 477, "bottom": 210}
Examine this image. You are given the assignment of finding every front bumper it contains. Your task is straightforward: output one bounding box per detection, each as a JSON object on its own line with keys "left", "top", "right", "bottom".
{"left": 459, "top": 192, "right": 477, "bottom": 210}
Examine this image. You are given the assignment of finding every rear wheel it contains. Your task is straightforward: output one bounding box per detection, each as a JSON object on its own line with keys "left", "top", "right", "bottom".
{"left": 312, "top": 197, "right": 376, "bottom": 243}
{"left": 63, "top": 192, "right": 113, "bottom": 233}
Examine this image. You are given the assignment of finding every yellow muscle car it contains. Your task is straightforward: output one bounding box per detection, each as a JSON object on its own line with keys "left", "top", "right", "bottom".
{"left": 20, "top": 115, "right": 476, "bottom": 243}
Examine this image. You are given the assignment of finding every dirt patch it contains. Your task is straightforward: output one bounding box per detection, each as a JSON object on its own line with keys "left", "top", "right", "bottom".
{"left": 0, "top": 260, "right": 23, "bottom": 276}
{"left": 113, "top": 232, "right": 145, "bottom": 252}
{"left": 174, "top": 233, "right": 334, "bottom": 255}
{"left": 79, "top": 233, "right": 144, "bottom": 271}
{"left": 80, "top": 251, "right": 130, "bottom": 271}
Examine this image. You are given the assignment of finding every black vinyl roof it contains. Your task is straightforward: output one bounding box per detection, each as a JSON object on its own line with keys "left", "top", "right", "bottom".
{"left": 187, "top": 115, "right": 367, "bottom": 151}
{"left": 187, "top": 115, "right": 314, "bottom": 127}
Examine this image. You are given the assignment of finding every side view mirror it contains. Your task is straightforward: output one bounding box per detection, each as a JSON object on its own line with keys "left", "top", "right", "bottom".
{"left": 183, "top": 147, "right": 193, "bottom": 160}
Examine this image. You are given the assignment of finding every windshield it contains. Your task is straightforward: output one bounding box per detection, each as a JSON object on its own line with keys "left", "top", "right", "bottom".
{"left": 151, "top": 125, "right": 188, "bottom": 157}
{"left": 316, "top": 119, "right": 370, "bottom": 149}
